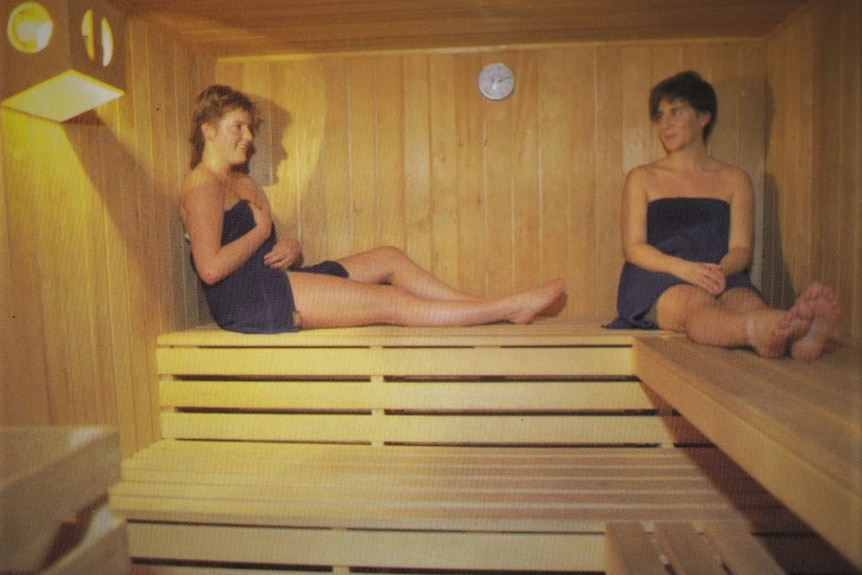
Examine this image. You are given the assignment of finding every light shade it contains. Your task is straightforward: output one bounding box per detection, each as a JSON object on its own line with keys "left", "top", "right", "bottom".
{"left": 1, "top": 0, "right": 125, "bottom": 121}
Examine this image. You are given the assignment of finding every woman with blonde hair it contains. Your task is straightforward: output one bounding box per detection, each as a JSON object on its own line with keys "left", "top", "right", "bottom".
{"left": 180, "top": 85, "right": 565, "bottom": 333}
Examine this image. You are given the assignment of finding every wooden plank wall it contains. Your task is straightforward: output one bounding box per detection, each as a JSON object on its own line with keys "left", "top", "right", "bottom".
{"left": 0, "top": 20, "right": 215, "bottom": 454}
{"left": 1, "top": 0, "right": 859, "bottom": 457}
{"left": 764, "top": 0, "right": 861, "bottom": 338}
{"left": 215, "top": 41, "right": 768, "bottom": 318}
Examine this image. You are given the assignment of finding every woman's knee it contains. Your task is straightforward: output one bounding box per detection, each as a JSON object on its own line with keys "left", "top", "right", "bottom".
{"left": 656, "top": 285, "right": 715, "bottom": 331}
{"left": 719, "top": 287, "right": 765, "bottom": 313}
{"left": 370, "top": 245, "right": 408, "bottom": 262}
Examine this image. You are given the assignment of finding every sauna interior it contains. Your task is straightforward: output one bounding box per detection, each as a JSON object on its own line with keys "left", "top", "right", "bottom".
{"left": 0, "top": 0, "right": 860, "bottom": 572}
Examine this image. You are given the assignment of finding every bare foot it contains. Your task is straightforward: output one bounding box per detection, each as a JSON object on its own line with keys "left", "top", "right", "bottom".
{"left": 791, "top": 282, "right": 840, "bottom": 361}
{"left": 509, "top": 278, "right": 566, "bottom": 325}
{"left": 746, "top": 303, "right": 811, "bottom": 359}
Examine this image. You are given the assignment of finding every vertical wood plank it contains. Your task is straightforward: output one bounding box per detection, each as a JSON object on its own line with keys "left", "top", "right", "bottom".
{"left": 738, "top": 42, "right": 768, "bottom": 288}
{"left": 509, "top": 52, "right": 540, "bottom": 291}
{"left": 0, "top": 111, "right": 51, "bottom": 426}
{"left": 595, "top": 47, "right": 625, "bottom": 319}
{"left": 621, "top": 47, "right": 653, "bottom": 174}
{"left": 566, "top": 49, "right": 598, "bottom": 317}
{"left": 402, "top": 54, "right": 432, "bottom": 269}
{"left": 323, "top": 58, "right": 352, "bottom": 259}
{"left": 348, "top": 57, "right": 379, "bottom": 255}
{"left": 511, "top": 51, "right": 540, "bottom": 292}
{"left": 376, "top": 56, "right": 407, "bottom": 251}
{"left": 482, "top": 52, "right": 515, "bottom": 297}
{"left": 454, "top": 53, "right": 486, "bottom": 297}
{"left": 429, "top": 54, "right": 459, "bottom": 285}
{"left": 537, "top": 50, "right": 568, "bottom": 289}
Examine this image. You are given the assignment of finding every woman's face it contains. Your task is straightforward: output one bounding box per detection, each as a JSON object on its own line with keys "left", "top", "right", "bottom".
{"left": 207, "top": 108, "right": 254, "bottom": 166}
{"left": 654, "top": 97, "right": 708, "bottom": 153}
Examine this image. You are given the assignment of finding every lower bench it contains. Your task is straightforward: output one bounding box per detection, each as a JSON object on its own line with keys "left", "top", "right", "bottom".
{"left": 606, "top": 521, "right": 787, "bottom": 575}
{"left": 109, "top": 322, "right": 845, "bottom": 574}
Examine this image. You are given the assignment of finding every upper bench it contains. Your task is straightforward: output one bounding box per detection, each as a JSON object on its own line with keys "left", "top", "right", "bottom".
{"left": 634, "top": 336, "right": 862, "bottom": 569}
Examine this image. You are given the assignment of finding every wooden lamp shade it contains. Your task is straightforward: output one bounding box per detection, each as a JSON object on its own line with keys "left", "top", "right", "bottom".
{"left": 1, "top": 0, "right": 125, "bottom": 121}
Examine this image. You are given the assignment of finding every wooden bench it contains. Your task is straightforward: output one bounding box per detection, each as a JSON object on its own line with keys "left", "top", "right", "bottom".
{"left": 110, "top": 321, "right": 841, "bottom": 574}
{"left": 1, "top": 426, "right": 130, "bottom": 575}
{"left": 606, "top": 521, "right": 787, "bottom": 575}
{"left": 635, "top": 337, "right": 862, "bottom": 571}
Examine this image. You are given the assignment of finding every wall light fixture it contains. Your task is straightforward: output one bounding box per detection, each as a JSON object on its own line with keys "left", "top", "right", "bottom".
{"left": 1, "top": 0, "right": 125, "bottom": 122}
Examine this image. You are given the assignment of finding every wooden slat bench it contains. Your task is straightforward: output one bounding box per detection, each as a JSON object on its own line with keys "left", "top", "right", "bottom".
{"left": 1, "top": 426, "right": 130, "bottom": 575}
{"left": 634, "top": 337, "right": 862, "bottom": 571}
{"left": 110, "top": 322, "right": 843, "bottom": 574}
{"left": 605, "top": 521, "right": 787, "bottom": 575}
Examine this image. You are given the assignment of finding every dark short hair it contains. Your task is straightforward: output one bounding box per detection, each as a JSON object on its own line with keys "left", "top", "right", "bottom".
{"left": 189, "top": 85, "right": 259, "bottom": 168}
{"left": 649, "top": 71, "right": 718, "bottom": 141}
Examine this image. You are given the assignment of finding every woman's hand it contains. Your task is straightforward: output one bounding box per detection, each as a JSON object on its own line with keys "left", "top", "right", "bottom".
{"left": 264, "top": 238, "right": 302, "bottom": 270}
{"left": 678, "top": 261, "right": 726, "bottom": 295}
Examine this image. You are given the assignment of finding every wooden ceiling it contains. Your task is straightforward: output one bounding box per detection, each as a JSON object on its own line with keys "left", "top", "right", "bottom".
{"left": 113, "top": 0, "right": 808, "bottom": 60}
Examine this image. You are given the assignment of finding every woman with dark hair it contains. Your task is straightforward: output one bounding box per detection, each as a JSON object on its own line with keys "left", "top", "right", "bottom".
{"left": 608, "top": 71, "right": 839, "bottom": 361}
{"left": 180, "top": 85, "right": 565, "bottom": 333}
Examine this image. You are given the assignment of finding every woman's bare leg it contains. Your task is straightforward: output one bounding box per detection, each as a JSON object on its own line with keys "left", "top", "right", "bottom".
{"left": 656, "top": 285, "right": 811, "bottom": 358}
{"left": 337, "top": 246, "right": 480, "bottom": 302}
{"left": 288, "top": 271, "right": 565, "bottom": 329}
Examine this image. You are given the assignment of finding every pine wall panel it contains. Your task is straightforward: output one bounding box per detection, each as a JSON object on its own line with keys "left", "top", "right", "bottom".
{"left": 216, "top": 40, "right": 768, "bottom": 321}
{"left": 0, "top": 20, "right": 215, "bottom": 455}
{"left": 2, "top": 0, "right": 858, "bottom": 458}
{"left": 765, "top": 0, "right": 861, "bottom": 338}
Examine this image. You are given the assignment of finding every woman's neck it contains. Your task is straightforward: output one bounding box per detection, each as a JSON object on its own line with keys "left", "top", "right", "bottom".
{"left": 664, "top": 144, "right": 711, "bottom": 173}
{"left": 200, "top": 157, "right": 234, "bottom": 182}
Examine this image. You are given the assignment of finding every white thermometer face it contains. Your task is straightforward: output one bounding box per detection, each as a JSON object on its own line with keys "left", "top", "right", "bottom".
{"left": 478, "top": 62, "right": 514, "bottom": 100}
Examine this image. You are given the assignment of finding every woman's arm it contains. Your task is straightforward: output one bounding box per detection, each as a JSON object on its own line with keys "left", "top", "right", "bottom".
{"left": 719, "top": 167, "right": 755, "bottom": 277}
{"left": 181, "top": 172, "right": 272, "bottom": 285}
{"left": 237, "top": 177, "right": 303, "bottom": 270}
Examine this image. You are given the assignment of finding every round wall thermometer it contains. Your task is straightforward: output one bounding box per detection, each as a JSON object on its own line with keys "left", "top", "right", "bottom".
{"left": 478, "top": 62, "right": 515, "bottom": 100}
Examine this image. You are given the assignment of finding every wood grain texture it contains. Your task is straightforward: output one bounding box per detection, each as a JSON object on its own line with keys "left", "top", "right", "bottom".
{"left": 635, "top": 336, "right": 862, "bottom": 568}
{"left": 216, "top": 40, "right": 768, "bottom": 320}
{"left": 1, "top": 2, "right": 859, "bottom": 467}
{"left": 116, "top": 0, "right": 808, "bottom": 59}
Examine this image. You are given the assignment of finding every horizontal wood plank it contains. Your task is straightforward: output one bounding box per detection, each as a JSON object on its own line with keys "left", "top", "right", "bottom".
{"left": 159, "top": 412, "right": 704, "bottom": 445}
{"left": 159, "top": 379, "right": 651, "bottom": 411}
{"left": 157, "top": 345, "right": 633, "bottom": 378}
{"left": 0, "top": 427, "right": 121, "bottom": 572}
{"left": 126, "top": 523, "right": 605, "bottom": 572}
{"left": 156, "top": 321, "right": 649, "bottom": 348}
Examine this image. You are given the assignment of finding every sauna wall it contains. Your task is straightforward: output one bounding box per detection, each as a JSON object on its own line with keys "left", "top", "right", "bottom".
{"left": 763, "top": 0, "right": 861, "bottom": 337}
{"left": 0, "top": 20, "right": 215, "bottom": 454}
{"left": 1, "top": 0, "right": 859, "bottom": 457}
{"left": 215, "top": 43, "right": 768, "bottom": 318}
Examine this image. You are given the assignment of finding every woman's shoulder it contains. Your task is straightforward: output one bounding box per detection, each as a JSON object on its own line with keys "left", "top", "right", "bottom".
{"left": 180, "top": 167, "right": 225, "bottom": 213}
{"left": 182, "top": 166, "right": 219, "bottom": 193}
{"left": 707, "top": 157, "right": 750, "bottom": 181}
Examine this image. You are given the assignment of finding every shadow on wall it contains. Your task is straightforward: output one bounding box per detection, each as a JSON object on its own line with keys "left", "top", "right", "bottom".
{"left": 62, "top": 109, "right": 201, "bottom": 332}
{"left": 761, "top": 81, "right": 797, "bottom": 311}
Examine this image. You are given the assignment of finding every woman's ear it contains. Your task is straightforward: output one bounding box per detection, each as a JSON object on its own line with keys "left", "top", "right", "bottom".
{"left": 201, "top": 121, "right": 216, "bottom": 141}
{"left": 699, "top": 111, "right": 713, "bottom": 128}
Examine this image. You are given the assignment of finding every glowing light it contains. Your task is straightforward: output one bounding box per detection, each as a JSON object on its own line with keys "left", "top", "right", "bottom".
{"left": 1, "top": 0, "right": 126, "bottom": 121}
{"left": 7, "top": 1, "right": 53, "bottom": 53}
{"left": 100, "top": 15, "right": 111, "bottom": 66}
{"left": 80, "top": 8, "right": 93, "bottom": 60}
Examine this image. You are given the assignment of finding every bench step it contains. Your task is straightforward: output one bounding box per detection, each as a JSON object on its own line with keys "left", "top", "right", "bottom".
{"left": 111, "top": 441, "right": 809, "bottom": 572}
{"left": 605, "top": 521, "right": 787, "bottom": 575}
